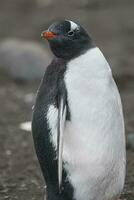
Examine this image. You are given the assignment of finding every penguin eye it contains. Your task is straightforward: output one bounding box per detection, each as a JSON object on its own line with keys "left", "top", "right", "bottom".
{"left": 68, "top": 30, "right": 74, "bottom": 36}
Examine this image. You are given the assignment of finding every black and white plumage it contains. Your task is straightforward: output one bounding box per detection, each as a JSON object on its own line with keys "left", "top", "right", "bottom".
{"left": 32, "top": 20, "right": 126, "bottom": 200}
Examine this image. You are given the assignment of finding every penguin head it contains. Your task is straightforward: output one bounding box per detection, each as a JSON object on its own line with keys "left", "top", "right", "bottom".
{"left": 41, "top": 20, "right": 93, "bottom": 60}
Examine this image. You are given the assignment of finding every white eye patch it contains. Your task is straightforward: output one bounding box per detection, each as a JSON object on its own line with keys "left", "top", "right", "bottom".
{"left": 68, "top": 20, "right": 79, "bottom": 31}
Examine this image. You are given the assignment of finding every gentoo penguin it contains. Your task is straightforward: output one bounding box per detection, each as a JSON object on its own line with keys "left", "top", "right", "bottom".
{"left": 32, "top": 20, "right": 126, "bottom": 200}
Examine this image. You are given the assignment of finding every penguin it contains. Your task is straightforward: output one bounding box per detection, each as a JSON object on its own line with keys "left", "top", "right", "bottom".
{"left": 32, "top": 20, "right": 126, "bottom": 200}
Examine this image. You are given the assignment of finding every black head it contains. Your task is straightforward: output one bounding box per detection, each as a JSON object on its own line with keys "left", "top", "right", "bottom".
{"left": 41, "top": 20, "right": 94, "bottom": 60}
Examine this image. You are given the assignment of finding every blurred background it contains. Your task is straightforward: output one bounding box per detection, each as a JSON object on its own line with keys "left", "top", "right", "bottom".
{"left": 0, "top": 0, "right": 134, "bottom": 199}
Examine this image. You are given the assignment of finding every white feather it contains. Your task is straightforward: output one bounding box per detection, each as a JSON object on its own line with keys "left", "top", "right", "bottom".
{"left": 58, "top": 99, "right": 66, "bottom": 190}
{"left": 69, "top": 20, "right": 79, "bottom": 31}
{"left": 63, "top": 47, "right": 126, "bottom": 200}
{"left": 47, "top": 101, "right": 67, "bottom": 190}
{"left": 47, "top": 105, "right": 58, "bottom": 149}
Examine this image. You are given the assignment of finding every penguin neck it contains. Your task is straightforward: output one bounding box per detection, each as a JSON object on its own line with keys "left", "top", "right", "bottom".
{"left": 51, "top": 39, "right": 95, "bottom": 62}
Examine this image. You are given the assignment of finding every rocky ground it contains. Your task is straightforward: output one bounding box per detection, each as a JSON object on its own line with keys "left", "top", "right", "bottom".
{"left": 0, "top": 0, "right": 134, "bottom": 199}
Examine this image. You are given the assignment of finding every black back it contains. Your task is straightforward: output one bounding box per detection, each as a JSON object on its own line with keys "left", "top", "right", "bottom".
{"left": 32, "top": 58, "right": 73, "bottom": 200}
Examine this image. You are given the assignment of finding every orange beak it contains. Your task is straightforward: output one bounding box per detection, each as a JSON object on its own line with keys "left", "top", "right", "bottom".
{"left": 41, "top": 31, "right": 57, "bottom": 39}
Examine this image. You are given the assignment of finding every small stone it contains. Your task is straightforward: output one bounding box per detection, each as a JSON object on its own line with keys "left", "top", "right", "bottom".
{"left": 4, "top": 196, "right": 10, "bottom": 199}
{"left": 19, "top": 183, "right": 27, "bottom": 191}
{"left": 7, "top": 183, "right": 17, "bottom": 189}
{"left": 0, "top": 188, "right": 8, "bottom": 193}
{"left": 5, "top": 150, "right": 12, "bottom": 156}
{"left": 21, "top": 141, "right": 28, "bottom": 147}
{"left": 31, "top": 179, "right": 39, "bottom": 186}
{"left": 19, "top": 121, "right": 31, "bottom": 132}
{"left": 24, "top": 93, "right": 35, "bottom": 104}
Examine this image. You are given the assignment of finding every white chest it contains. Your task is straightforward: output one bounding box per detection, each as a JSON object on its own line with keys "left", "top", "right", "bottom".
{"left": 64, "top": 48, "right": 114, "bottom": 135}
{"left": 47, "top": 48, "right": 125, "bottom": 200}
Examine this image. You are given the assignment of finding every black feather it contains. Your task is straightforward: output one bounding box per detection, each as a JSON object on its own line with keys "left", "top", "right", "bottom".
{"left": 32, "top": 58, "right": 74, "bottom": 200}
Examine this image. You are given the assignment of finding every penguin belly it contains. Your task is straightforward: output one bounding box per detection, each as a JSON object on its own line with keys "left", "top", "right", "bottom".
{"left": 62, "top": 48, "right": 126, "bottom": 200}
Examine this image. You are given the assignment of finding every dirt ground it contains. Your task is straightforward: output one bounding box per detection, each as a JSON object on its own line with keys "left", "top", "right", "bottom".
{"left": 0, "top": 73, "right": 134, "bottom": 200}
